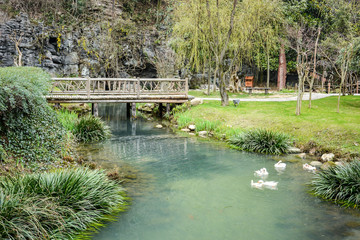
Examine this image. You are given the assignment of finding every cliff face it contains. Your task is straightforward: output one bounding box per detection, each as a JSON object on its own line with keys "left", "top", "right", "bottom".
{"left": 0, "top": 2, "right": 173, "bottom": 78}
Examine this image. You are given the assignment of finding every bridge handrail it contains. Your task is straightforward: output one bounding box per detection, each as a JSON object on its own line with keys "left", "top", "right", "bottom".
{"left": 49, "top": 77, "right": 189, "bottom": 98}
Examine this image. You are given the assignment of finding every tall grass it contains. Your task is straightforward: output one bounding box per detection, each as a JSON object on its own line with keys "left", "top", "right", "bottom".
{"left": 229, "top": 129, "right": 291, "bottom": 155}
{"left": 311, "top": 161, "right": 360, "bottom": 209}
{"left": 177, "top": 114, "right": 193, "bottom": 129}
{"left": 57, "top": 110, "right": 78, "bottom": 132}
{"left": 0, "top": 168, "right": 126, "bottom": 239}
{"left": 73, "top": 115, "right": 111, "bottom": 143}
{"left": 194, "top": 119, "right": 221, "bottom": 132}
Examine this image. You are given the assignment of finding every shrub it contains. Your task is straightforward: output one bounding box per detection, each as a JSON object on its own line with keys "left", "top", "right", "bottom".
{"left": 73, "top": 115, "right": 111, "bottom": 143}
{"left": 0, "top": 67, "right": 66, "bottom": 163}
{"left": 0, "top": 168, "right": 126, "bottom": 239}
{"left": 311, "top": 161, "right": 360, "bottom": 209}
{"left": 229, "top": 129, "right": 291, "bottom": 155}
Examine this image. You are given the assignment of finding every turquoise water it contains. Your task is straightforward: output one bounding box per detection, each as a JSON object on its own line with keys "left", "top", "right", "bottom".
{"left": 88, "top": 104, "right": 359, "bottom": 240}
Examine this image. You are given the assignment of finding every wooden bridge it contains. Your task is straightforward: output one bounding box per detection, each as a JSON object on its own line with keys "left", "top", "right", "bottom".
{"left": 46, "top": 77, "right": 189, "bottom": 117}
{"left": 46, "top": 78, "right": 189, "bottom": 103}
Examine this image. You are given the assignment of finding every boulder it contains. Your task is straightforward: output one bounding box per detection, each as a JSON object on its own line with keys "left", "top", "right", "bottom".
{"left": 188, "top": 125, "right": 196, "bottom": 131}
{"left": 296, "top": 153, "right": 306, "bottom": 159}
{"left": 310, "top": 161, "right": 323, "bottom": 167}
{"left": 321, "top": 161, "right": 336, "bottom": 170}
{"left": 198, "top": 131, "right": 208, "bottom": 137}
{"left": 190, "top": 98, "right": 203, "bottom": 106}
{"left": 321, "top": 153, "right": 335, "bottom": 162}
{"left": 155, "top": 124, "right": 163, "bottom": 129}
{"left": 309, "top": 148, "right": 317, "bottom": 156}
{"left": 288, "top": 147, "right": 301, "bottom": 154}
{"left": 189, "top": 133, "right": 196, "bottom": 136}
{"left": 181, "top": 128, "right": 190, "bottom": 132}
{"left": 335, "top": 161, "right": 345, "bottom": 166}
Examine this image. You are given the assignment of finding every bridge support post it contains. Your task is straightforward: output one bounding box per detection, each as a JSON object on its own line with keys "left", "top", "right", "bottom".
{"left": 131, "top": 103, "right": 136, "bottom": 119}
{"left": 166, "top": 103, "right": 170, "bottom": 116}
{"left": 159, "top": 103, "right": 163, "bottom": 117}
{"left": 92, "top": 103, "right": 99, "bottom": 117}
{"left": 126, "top": 103, "right": 131, "bottom": 118}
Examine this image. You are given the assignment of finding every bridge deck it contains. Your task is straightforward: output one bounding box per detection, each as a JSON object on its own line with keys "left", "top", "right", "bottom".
{"left": 46, "top": 78, "right": 189, "bottom": 103}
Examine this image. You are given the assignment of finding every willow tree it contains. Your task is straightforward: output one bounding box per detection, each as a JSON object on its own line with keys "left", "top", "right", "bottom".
{"left": 172, "top": 0, "right": 283, "bottom": 106}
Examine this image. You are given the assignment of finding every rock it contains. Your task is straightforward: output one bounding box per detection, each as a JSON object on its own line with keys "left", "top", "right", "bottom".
{"left": 181, "top": 128, "right": 190, "bottom": 132}
{"left": 142, "top": 106, "right": 153, "bottom": 113}
{"left": 296, "top": 153, "right": 306, "bottom": 159}
{"left": 144, "top": 103, "right": 154, "bottom": 109}
{"left": 335, "top": 161, "right": 345, "bottom": 166}
{"left": 188, "top": 125, "right": 196, "bottom": 131}
{"left": 64, "top": 52, "right": 79, "bottom": 65}
{"left": 64, "top": 64, "right": 79, "bottom": 75}
{"left": 310, "top": 161, "right": 323, "bottom": 167}
{"left": 321, "top": 161, "right": 336, "bottom": 170}
{"left": 189, "top": 133, "right": 195, "bottom": 136}
{"left": 309, "top": 148, "right": 316, "bottom": 156}
{"left": 155, "top": 124, "right": 163, "bottom": 129}
{"left": 287, "top": 147, "right": 301, "bottom": 154}
{"left": 198, "top": 131, "right": 208, "bottom": 137}
{"left": 81, "top": 66, "right": 90, "bottom": 77}
{"left": 190, "top": 98, "right": 203, "bottom": 106}
{"left": 321, "top": 153, "right": 335, "bottom": 162}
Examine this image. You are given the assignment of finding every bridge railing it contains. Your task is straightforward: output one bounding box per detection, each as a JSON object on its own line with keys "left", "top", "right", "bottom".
{"left": 49, "top": 78, "right": 189, "bottom": 98}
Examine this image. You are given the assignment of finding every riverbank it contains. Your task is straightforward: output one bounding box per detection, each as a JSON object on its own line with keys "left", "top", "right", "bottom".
{"left": 171, "top": 95, "right": 360, "bottom": 160}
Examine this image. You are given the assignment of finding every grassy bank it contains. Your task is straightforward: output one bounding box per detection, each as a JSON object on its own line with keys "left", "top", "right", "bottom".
{"left": 188, "top": 90, "right": 296, "bottom": 99}
{"left": 175, "top": 96, "right": 360, "bottom": 157}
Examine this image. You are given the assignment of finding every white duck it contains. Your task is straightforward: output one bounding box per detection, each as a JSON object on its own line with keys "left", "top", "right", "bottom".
{"left": 254, "top": 168, "right": 269, "bottom": 178}
{"left": 274, "top": 161, "right": 286, "bottom": 170}
{"left": 303, "top": 163, "right": 316, "bottom": 173}
{"left": 263, "top": 181, "right": 278, "bottom": 190}
{"left": 251, "top": 180, "right": 264, "bottom": 189}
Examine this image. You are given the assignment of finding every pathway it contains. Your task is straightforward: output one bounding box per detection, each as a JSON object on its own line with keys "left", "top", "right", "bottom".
{"left": 198, "top": 93, "right": 356, "bottom": 102}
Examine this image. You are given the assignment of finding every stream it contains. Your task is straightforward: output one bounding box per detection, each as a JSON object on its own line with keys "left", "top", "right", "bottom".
{"left": 83, "top": 103, "right": 359, "bottom": 240}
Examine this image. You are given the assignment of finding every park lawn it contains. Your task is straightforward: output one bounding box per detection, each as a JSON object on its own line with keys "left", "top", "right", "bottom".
{"left": 176, "top": 96, "right": 360, "bottom": 155}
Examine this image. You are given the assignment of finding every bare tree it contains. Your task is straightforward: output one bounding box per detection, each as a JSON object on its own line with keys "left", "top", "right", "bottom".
{"left": 9, "top": 32, "right": 24, "bottom": 67}
{"left": 286, "top": 24, "right": 316, "bottom": 115}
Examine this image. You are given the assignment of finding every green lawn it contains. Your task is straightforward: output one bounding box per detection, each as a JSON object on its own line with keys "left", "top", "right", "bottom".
{"left": 175, "top": 96, "right": 360, "bottom": 155}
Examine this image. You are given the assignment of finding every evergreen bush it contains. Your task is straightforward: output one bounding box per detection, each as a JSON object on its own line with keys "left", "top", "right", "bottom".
{"left": 229, "top": 129, "right": 291, "bottom": 155}
{"left": 0, "top": 67, "right": 66, "bottom": 163}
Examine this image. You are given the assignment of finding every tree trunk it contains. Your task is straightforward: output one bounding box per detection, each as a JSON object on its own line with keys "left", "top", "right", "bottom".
{"left": 277, "top": 44, "right": 286, "bottom": 90}
{"left": 267, "top": 50, "right": 270, "bottom": 88}
{"left": 219, "top": 66, "right": 229, "bottom": 106}
{"left": 207, "top": 65, "right": 212, "bottom": 95}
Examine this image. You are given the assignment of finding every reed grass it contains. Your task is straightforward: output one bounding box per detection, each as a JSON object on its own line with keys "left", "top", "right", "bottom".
{"left": 311, "top": 161, "right": 360, "bottom": 209}
{"left": 0, "top": 168, "right": 126, "bottom": 239}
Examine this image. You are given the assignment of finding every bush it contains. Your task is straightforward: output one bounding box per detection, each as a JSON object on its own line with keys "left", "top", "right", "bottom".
{"left": 0, "top": 168, "right": 126, "bottom": 239}
{"left": 73, "top": 115, "right": 111, "bottom": 143}
{"left": 311, "top": 161, "right": 360, "bottom": 209}
{"left": 229, "top": 129, "right": 291, "bottom": 155}
{"left": 0, "top": 67, "right": 66, "bottom": 163}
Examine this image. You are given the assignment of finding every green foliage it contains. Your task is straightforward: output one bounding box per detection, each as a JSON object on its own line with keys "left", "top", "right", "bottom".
{"left": 0, "top": 67, "right": 66, "bottom": 163}
{"left": 57, "top": 110, "right": 78, "bottom": 132}
{"left": 176, "top": 114, "right": 193, "bottom": 129}
{"left": 311, "top": 161, "right": 360, "bottom": 209}
{"left": 73, "top": 115, "right": 111, "bottom": 143}
{"left": 194, "top": 119, "right": 221, "bottom": 132}
{"left": 229, "top": 129, "right": 291, "bottom": 155}
{"left": 0, "top": 168, "right": 126, "bottom": 239}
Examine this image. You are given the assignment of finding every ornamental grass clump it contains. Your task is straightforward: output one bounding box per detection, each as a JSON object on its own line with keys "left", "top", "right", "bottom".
{"left": 73, "top": 115, "right": 111, "bottom": 143}
{"left": 311, "top": 161, "right": 360, "bottom": 209}
{"left": 229, "top": 129, "right": 291, "bottom": 155}
{"left": 0, "top": 168, "right": 126, "bottom": 239}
